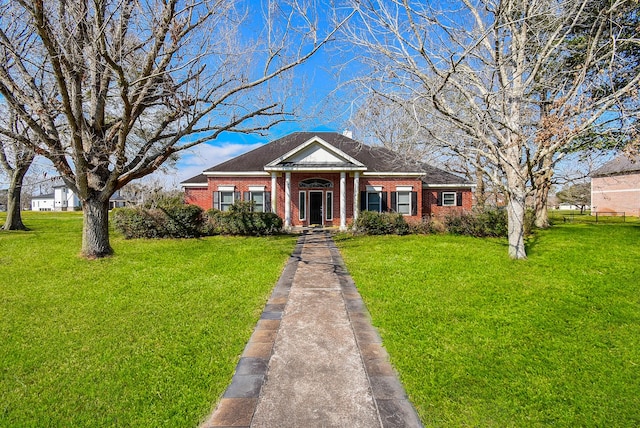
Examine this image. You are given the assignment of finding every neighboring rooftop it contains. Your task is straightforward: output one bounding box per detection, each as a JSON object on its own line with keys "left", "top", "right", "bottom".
{"left": 591, "top": 153, "right": 640, "bottom": 177}
{"left": 32, "top": 192, "right": 55, "bottom": 199}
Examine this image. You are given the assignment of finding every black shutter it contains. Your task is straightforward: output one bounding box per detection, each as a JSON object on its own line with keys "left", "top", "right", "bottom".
{"left": 390, "top": 192, "right": 397, "bottom": 212}
{"left": 381, "top": 192, "right": 388, "bottom": 212}
{"left": 360, "top": 191, "right": 367, "bottom": 211}
{"left": 213, "top": 191, "right": 220, "bottom": 210}
{"left": 243, "top": 191, "right": 250, "bottom": 202}
{"left": 234, "top": 191, "right": 241, "bottom": 203}
{"left": 437, "top": 191, "right": 442, "bottom": 206}
{"left": 265, "top": 191, "right": 272, "bottom": 212}
{"left": 411, "top": 191, "right": 418, "bottom": 216}
{"left": 456, "top": 192, "right": 463, "bottom": 206}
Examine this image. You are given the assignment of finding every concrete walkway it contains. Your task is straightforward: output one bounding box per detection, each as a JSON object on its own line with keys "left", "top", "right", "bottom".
{"left": 201, "top": 231, "right": 422, "bottom": 428}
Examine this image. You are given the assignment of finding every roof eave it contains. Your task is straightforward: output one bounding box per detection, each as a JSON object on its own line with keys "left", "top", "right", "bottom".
{"left": 423, "top": 183, "right": 475, "bottom": 188}
{"left": 204, "top": 171, "right": 271, "bottom": 177}
{"left": 361, "top": 171, "right": 423, "bottom": 177}
{"left": 181, "top": 182, "right": 208, "bottom": 188}
{"left": 265, "top": 165, "right": 367, "bottom": 172}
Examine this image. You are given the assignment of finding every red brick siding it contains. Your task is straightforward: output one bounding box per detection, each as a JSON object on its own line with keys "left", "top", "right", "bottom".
{"left": 423, "top": 188, "right": 474, "bottom": 217}
{"left": 591, "top": 173, "right": 640, "bottom": 217}
{"left": 184, "top": 187, "right": 210, "bottom": 210}
{"left": 184, "top": 174, "right": 474, "bottom": 226}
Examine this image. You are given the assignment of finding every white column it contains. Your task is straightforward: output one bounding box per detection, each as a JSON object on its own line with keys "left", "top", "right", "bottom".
{"left": 271, "top": 172, "right": 277, "bottom": 214}
{"left": 340, "top": 172, "right": 347, "bottom": 231}
{"left": 284, "top": 172, "right": 291, "bottom": 229}
{"left": 353, "top": 172, "right": 360, "bottom": 223}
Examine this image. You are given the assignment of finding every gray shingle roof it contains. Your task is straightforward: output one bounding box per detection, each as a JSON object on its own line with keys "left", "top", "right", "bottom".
{"left": 192, "top": 132, "right": 471, "bottom": 186}
{"left": 181, "top": 173, "right": 208, "bottom": 185}
{"left": 591, "top": 153, "right": 640, "bottom": 177}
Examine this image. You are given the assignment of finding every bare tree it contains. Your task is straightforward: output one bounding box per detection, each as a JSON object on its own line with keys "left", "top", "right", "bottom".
{"left": 0, "top": 0, "right": 352, "bottom": 258}
{"left": 0, "top": 107, "right": 35, "bottom": 230}
{"left": 556, "top": 182, "right": 591, "bottom": 213}
{"left": 347, "top": 92, "right": 441, "bottom": 163}
{"left": 345, "top": 0, "right": 640, "bottom": 259}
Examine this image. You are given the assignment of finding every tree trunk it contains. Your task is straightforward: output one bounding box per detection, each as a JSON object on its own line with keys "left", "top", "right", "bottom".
{"left": 81, "top": 197, "right": 113, "bottom": 258}
{"left": 1, "top": 170, "right": 28, "bottom": 231}
{"left": 533, "top": 155, "right": 553, "bottom": 229}
{"left": 534, "top": 181, "right": 551, "bottom": 228}
{"left": 474, "top": 153, "right": 486, "bottom": 210}
{"left": 506, "top": 189, "right": 528, "bottom": 260}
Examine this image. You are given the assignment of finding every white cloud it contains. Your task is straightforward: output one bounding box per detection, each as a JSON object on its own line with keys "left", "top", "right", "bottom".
{"left": 147, "top": 141, "right": 265, "bottom": 189}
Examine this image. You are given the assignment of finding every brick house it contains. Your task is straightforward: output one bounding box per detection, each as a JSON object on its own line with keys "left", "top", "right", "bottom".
{"left": 182, "top": 132, "right": 473, "bottom": 230}
{"left": 590, "top": 153, "right": 640, "bottom": 217}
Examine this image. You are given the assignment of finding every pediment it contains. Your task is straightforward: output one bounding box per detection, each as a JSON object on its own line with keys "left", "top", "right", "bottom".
{"left": 265, "top": 136, "right": 366, "bottom": 171}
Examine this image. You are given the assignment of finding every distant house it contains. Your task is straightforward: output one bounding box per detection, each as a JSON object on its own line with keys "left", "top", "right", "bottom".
{"left": 590, "top": 154, "right": 640, "bottom": 217}
{"left": 109, "top": 191, "right": 127, "bottom": 210}
{"left": 558, "top": 203, "right": 590, "bottom": 211}
{"left": 31, "top": 181, "right": 127, "bottom": 211}
{"left": 181, "top": 132, "right": 474, "bottom": 230}
{"left": 31, "top": 192, "right": 56, "bottom": 211}
{"left": 31, "top": 182, "right": 80, "bottom": 211}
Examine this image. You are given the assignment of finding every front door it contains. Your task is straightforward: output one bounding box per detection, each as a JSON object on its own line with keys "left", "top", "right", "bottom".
{"left": 309, "top": 191, "right": 323, "bottom": 225}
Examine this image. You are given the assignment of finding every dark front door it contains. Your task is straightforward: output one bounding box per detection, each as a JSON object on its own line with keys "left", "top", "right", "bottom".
{"left": 309, "top": 191, "right": 323, "bottom": 225}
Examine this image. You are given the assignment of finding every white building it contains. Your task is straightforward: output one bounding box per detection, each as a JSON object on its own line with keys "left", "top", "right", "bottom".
{"left": 53, "top": 184, "right": 81, "bottom": 211}
{"left": 31, "top": 183, "right": 81, "bottom": 211}
{"left": 31, "top": 193, "right": 56, "bottom": 211}
{"left": 31, "top": 182, "right": 128, "bottom": 211}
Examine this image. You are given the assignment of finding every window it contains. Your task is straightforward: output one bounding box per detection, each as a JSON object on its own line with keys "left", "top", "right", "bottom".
{"left": 247, "top": 191, "right": 265, "bottom": 212}
{"left": 396, "top": 191, "right": 411, "bottom": 215}
{"left": 253, "top": 192, "right": 264, "bottom": 212}
{"left": 220, "top": 191, "right": 234, "bottom": 211}
{"left": 299, "top": 191, "right": 306, "bottom": 220}
{"left": 442, "top": 192, "right": 456, "bottom": 206}
{"left": 367, "top": 191, "right": 382, "bottom": 212}
{"left": 299, "top": 178, "right": 333, "bottom": 188}
{"left": 326, "top": 191, "right": 333, "bottom": 220}
{"left": 243, "top": 188, "right": 270, "bottom": 212}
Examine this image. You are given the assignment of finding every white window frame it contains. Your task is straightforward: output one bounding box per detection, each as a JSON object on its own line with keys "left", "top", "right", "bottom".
{"left": 299, "top": 191, "right": 306, "bottom": 221}
{"left": 326, "top": 191, "right": 333, "bottom": 221}
{"left": 442, "top": 192, "right": 457, "bottom": 206}
{"left": 249, "top": 191, "right": 265, "bottom": 212}
{"left": 219, "top": 191, "right": 235, "bottom": 211}
{"left": 396, "top": 191, "right": 411, "bottom": 215}
{"left": 366, "top": 191, "right": 382, "bottom": 213}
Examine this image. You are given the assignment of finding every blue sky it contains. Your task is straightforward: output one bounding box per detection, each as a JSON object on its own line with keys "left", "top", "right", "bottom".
{"left": 156, "top": 3, "right": 359, "bottom": 188}
{"left": 0, "top": 1, "right": 360, "bottom": 190}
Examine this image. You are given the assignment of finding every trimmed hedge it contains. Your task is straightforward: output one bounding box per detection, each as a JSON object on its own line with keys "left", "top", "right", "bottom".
{"left": 112, "top": 204, "right": 205, "bottom": 239}
{"left": 353, "top": 211, "right": 410, "bottom": 235}
{"left": 206, "top": 201, "right": 283, "bottom": 236}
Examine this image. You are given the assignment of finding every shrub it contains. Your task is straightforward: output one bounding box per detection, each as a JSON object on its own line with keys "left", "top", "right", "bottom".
{"left": 112, "top": 204, "right": 206, "bottom": 239}
{"left": 206, "top": 201, "right": 283, "bottom": 236}
{"left": 444, "top": 210, "right": 506, "bottom": 237}
{"left": 408, "top": 217, "right": 446, "bottom": 234}
{"left": 160, "top": 204, "right": 206, "bottom": 238}
{"left": 353, "top": 211, "right": 410, "bottom": 235}
{"left": 444, "top": 209, "right": 536, "bottom": 238}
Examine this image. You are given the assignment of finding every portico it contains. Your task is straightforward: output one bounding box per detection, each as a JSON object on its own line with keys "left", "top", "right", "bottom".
{"left": 264, "top": 137, "right": 366, "bottom": 230}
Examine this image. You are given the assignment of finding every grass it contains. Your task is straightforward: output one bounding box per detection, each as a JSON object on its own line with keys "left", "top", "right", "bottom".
{"left": 336, "top": 222, "right": 640, "bottom": 427}
{"left": 549, "top": 209, "right": 635, "bottom": 224}
{"left": 0, "top": 211, "right": 297, "bottom": 427}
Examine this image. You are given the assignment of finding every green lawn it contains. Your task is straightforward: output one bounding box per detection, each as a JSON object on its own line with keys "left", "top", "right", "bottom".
{"left": 0, "top": 212, "right": 297, "bottom": 427}
{"left": 336, "top": 223, "right": 640, "bottom": 427}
